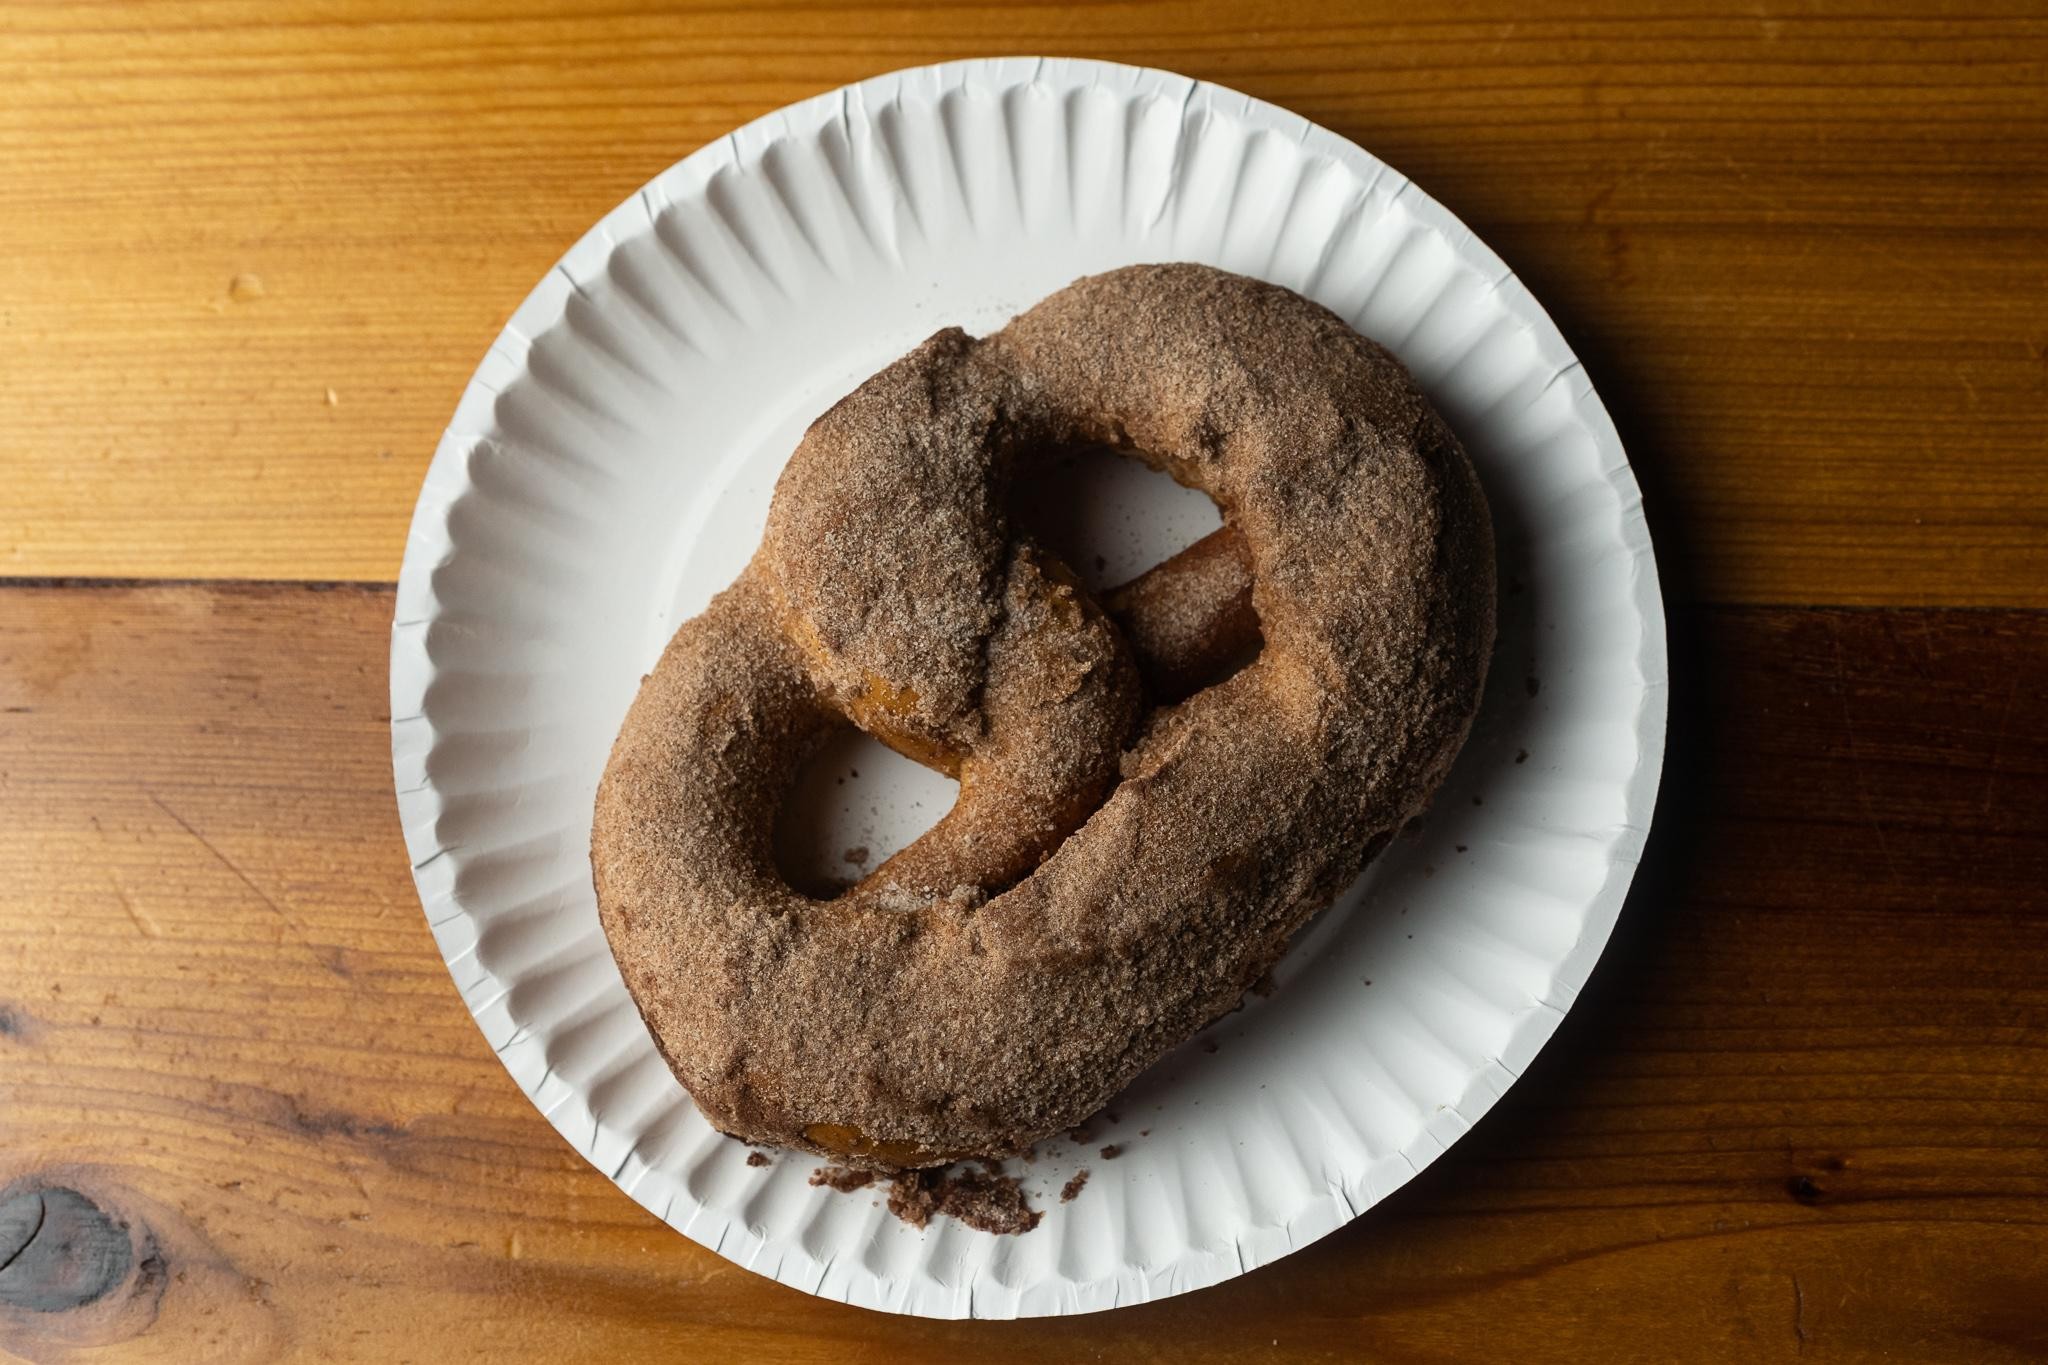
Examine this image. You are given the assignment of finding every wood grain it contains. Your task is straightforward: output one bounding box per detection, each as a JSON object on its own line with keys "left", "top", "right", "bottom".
{"left": 4, "top": 3, "right": 2046, "bottom": 1356}
{"left": 2, "top": 0, "right": 2045, "bottom": 601}
{"left": 2, "top": 584, "right": 2042, "bottom": 1360}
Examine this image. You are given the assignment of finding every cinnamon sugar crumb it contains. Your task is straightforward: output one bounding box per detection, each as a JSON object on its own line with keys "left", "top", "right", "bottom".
{"left": 813, "top": 1160, "right": 1042, "bottom": 1234}
{"left": 885, "top": 1163, "right": 1041, "bottom": 1235}
{"left": 1060, "top": 1170, "right": 1090, "bottom": 1202}
{"left": 1098, "top": 1144, "right": 1122, "bottom": 1160}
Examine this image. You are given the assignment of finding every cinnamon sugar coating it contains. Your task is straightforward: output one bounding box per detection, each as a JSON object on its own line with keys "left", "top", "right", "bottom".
{"left": 593, "top": 264, "right": 1495, "bottom": 1167}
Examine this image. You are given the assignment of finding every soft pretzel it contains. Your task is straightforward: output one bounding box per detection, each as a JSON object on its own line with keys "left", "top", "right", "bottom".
{"left": 594, "top": 264, "right": 1494, "bottom": 1167}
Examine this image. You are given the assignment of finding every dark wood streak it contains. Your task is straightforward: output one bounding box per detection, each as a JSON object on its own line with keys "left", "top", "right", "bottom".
{"left": 280, "top": 1104, "right": 407, "bottom": 1143}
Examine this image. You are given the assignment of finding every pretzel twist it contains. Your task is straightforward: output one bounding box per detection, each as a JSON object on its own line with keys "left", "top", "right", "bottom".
{"left": 595, "top": 265, "right": 1494, "bottom": 1166}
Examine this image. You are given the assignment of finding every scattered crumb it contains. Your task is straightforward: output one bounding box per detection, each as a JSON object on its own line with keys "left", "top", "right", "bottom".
{"left": 814, "top": 1160, "right": 1042, "bottom": 1234}
{"left": 745, "top": 1151, "right": 771, "bottom": 1168}
{"left": 886, "top": 1163, "right": 1040, "bottom": 1235}
{"left": 1104, "top": 1110, "right": 1120, "bottom": 1124}
{"left": 228, "top": 272, "right": 264, "bottom": 303}
{"left": 1456, "top": 845, "right": 1468, "bottom": 853}
{"left": 1250, "top": 969, "right": 1278, "bottom": 997}
{"left": 1067, "top": 1121, "right": 1096, "bottom": 1144}
{"left": 1201, "top": 1038, "right": 1219, "bottom": 1054}
{"left": 1423, "top": 864, "right": 1435, "bottom": 878}
{"left": 842, "top": 845, "right": 870, "bottom": 865}
{"left": 1098, "top": 1144, "right": 1122, "bottom": 1160}
{"left": 1362, "top": 980, "right": 1372, "bottom": 988}
{"left": 1138, "top": 1129, "right": 1150, "bottom": 1137}
{"left": 1525, "top": 676, "right": 1541, "bottom": 697}
{"left": 1060, "top": 1170, "right": 1090, "bottom": 1203}
{"left": 1515, "top": 749, "right": 1530, "bottom": 764}
{"left": 1472, "top": 795, "right": 1484, "bottom": 807}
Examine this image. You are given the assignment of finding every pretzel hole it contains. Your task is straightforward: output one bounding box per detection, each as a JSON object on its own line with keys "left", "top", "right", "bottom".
{"left": 773, "top": 725, "right": 956, "bottom": 898}
{"left": 1009, "top": 443, "right": 1222, "bottom": 594}
{"left": 1013, "top": 443, "right": 1264, "bottom": 703}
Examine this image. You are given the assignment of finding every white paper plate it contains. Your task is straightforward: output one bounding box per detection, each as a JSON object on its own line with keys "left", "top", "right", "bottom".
{"left": 392, "top": 57, "right": 1665, "bottom": 1319}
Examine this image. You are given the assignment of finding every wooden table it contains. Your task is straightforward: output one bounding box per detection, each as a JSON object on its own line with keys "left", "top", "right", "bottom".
{"left": 3, "top": 3, "right": 2043, "bottom": 1359}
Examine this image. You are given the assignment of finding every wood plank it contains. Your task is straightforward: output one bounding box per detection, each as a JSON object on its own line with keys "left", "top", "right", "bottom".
{"left": 2, "top": 1, "right": 2044, "bottom": 602}
{"left": 1, "top": 584, "right": 2042, "bottom": 1359}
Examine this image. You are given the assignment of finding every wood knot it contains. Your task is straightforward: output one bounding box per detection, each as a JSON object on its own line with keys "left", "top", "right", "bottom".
{"left": 0, "top": 1185, "right": 138, "bottom": 1312}
{"left": 0, "top": 1003, "right": 30, "bottom": 1040}
{"left": 1786, "top": 1152, "right": 1851, "bottom": 1206}
{"left": 0, "top": 1169, "right": 278, "bottom": 1354}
